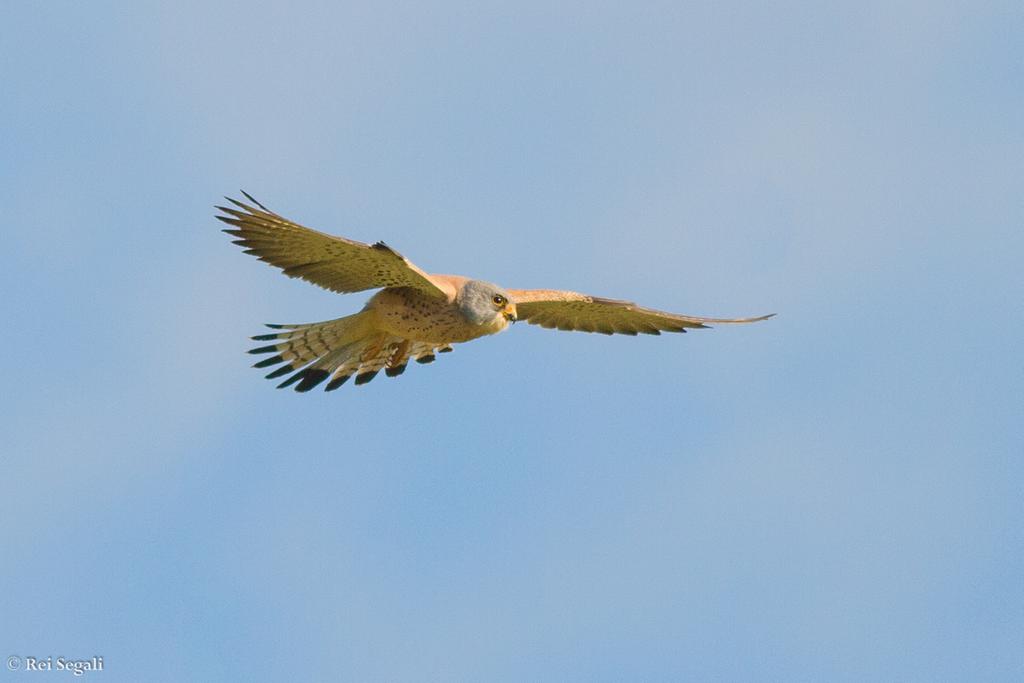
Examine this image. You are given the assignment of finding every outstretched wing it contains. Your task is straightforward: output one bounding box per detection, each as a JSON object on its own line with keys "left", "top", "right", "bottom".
{"left": 217, "top": 193, "right": 450, "bottom": 299}
{"left": 508, "top": 289, "right": 774, "bottom": 335}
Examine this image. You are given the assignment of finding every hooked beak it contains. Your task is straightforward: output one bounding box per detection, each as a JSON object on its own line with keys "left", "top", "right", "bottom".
{"left": 503, "top": 303, "right": 518, "bottom": 323}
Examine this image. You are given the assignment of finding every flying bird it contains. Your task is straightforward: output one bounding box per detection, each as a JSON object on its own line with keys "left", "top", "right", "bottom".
{"left": 218, "top": 193, "right": 773, "bottom": 392}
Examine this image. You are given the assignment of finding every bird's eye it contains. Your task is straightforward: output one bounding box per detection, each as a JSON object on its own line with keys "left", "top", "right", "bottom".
{"left": 492, "top": 294, "right": 506, "bottom": 306}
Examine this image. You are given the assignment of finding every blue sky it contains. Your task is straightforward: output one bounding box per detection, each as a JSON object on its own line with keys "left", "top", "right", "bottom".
{"left": 2, "top": 1, "right": 1022, "bottom": 681}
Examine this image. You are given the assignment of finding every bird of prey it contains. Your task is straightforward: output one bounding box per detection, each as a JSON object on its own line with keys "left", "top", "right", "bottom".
{"left": 218, "top": 193, "right": 773, "bottom": 392}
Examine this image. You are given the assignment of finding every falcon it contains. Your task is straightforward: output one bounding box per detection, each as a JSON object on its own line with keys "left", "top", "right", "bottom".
{"left": 218, "top": 192, "right": 773, "bottom": 392}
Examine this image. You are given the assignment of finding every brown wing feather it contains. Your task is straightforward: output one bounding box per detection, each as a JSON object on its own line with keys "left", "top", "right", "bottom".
{"left": 217, "top": 193, "right": 449, "bottom": 298}
{"left": 508, "top": 289, "right": 774, "bottom": 336}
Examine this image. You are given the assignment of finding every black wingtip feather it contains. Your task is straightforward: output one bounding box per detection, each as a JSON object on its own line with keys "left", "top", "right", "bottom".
{"left": 265, "top": 364, "right": 295, "bottom": 380}
{"left": 415, "top": 354, "right": 435, "bottom": 364}
{"left": 385, "top": 364, "right": 407, "bottom": 377}
{"left": 354, "top": 370, "right": 379, "bottom": 385}
{"left": 253, "top": 354, "right": 284, "bottom": 369}
{"left": 276, "top": 370, "right": 306, "bottom": 389}
{"left": 239, "top": 190, "right": 272, "bottom": 213}
{"left": 248, "top": 345, "right": 279, "bottom": 355}
{"left": 294, "top": 369, "right": 330, "bottom": 392}
{"left": 325, "top": 375, "right": 350, "bottom": 391}
{"left": 225, "top": 196, "right": 250, "bottom": 212}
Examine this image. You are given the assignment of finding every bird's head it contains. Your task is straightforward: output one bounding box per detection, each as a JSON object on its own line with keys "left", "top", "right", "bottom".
{"left": 457, "top": 280, "right": 517, "bottom": 328}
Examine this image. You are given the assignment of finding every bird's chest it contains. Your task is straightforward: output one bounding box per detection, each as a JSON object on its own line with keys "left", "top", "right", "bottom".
{"left": 370, "top": 289, "right": 489, "bottom": 343}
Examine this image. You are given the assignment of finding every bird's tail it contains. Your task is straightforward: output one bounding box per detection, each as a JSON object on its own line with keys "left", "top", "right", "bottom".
{"left": 247, "top": 312, "right": 452, "bottom": 392}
